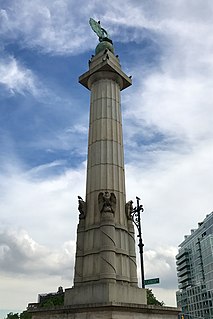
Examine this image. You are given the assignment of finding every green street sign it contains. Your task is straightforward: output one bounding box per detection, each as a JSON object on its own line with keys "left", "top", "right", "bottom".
{"left": 144, "top": 278, "right": 160, "bottom": 286}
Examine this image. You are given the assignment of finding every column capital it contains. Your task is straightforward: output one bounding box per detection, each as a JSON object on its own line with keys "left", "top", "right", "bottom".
{"left": 79, "top": 49, "right": 132, "bottom": 91}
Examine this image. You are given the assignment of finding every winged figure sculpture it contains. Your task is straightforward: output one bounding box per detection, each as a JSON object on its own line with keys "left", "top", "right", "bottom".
{"left": 89, "top": 18, "right": 111, "bottom": 42}
{"left": 98, "top": 191, "right": 116, "bottom": 214}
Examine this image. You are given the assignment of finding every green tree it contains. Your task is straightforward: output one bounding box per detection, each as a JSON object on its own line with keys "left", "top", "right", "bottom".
{"left": 5, "top": 313, "right": 19, "bottom": 319}
{"left": 146, "top": 288, "right": 164, "bottom": 306}
{"left": 19, "top": 311, "right": 32, "bottom": 319}
{"left": 40, "top": 294, "right": 64, "bottom": 308}
{"left": 5, "top": 311, "right": 32, "bottom": 319}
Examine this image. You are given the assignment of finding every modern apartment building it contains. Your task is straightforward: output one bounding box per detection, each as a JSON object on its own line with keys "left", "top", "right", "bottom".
{"left": 176, "top": 212, "right": 213, "bottom": 319}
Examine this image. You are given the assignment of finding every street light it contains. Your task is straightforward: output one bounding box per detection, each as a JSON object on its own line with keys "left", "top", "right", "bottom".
{"left": 131, "top": 196, "right": 145, "bottom": 289}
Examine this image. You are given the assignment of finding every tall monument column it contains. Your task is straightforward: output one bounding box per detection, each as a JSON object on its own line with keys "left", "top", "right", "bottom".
{"left": 64, "top": 19, "right": 146, "bottom": 306}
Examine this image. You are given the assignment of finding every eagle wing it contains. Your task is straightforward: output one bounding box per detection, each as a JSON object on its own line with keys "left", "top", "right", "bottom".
{"left": 89, "top": 18, "right": 104, "bottom": 38}
{"left": 110, "top": 193, "right": 116, "bottom": 213}
{"left": 98, "top": 192, "right": 104, "bottom": 212}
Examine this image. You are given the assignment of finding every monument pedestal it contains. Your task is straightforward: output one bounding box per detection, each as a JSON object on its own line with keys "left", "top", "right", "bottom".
{"left": 28, "top": 302, "right": 180, "bottom": 319}
{"left": 64, "top": 282, "right": 147, "bottom": 305}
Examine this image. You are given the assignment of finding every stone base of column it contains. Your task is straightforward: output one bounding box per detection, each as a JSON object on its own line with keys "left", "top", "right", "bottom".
{"left": 64, "top": 282, "right": 147, "bottom": 306}
{"left": 28, "top": 302, "right": 180, "bottom": 319}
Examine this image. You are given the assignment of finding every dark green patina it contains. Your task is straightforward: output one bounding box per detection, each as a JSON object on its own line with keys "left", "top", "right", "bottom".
{"left": 89, "top": 18, "right": 114, "bottom": 54}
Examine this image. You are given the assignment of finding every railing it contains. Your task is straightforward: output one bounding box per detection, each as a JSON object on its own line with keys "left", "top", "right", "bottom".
{"left": 27, "top": 303, "right": 39, "bottom": 310}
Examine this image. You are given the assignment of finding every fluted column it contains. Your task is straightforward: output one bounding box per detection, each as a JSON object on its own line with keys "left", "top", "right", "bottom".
{"left": 86, "top": 71, "right": 125, "bottom": 227}
{"left": 64, "top": 48, "right": 147, "bottom": 307}
{"left": 73, "top": 49, "right": 138, "bottom": 286}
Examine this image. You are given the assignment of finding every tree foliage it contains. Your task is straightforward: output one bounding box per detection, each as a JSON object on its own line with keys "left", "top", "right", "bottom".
{"left": 19, "top": 311, "right": 32, "bottom": 319}
{"left": 40, "top": 294, "right": 64, "bottom": 308}
{"left": 146, "top": 288, "right": 164, "bottom": 306}
{"left": 5, "top": 312, "right": 31, "bottom": 319}
{"left": 5, "top": 313, "right": 19, "bottom": 319}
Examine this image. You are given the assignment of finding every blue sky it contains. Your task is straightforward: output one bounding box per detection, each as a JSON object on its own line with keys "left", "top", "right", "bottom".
{"left": 1, "top": 0, "right": 213, "bottom": 317}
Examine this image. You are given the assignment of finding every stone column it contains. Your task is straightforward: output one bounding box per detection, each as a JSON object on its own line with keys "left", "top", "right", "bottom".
{"left": 69, "top": 50, "right": 143, "bottom": 286}
{"left": 64, "top": 48, "right": 147, "bottom": 306}
{"left": 77, "top": 51, "right": 135, "bottom": 285}
{"left": 86, "top": 71, "right": 125, "bottom": 227}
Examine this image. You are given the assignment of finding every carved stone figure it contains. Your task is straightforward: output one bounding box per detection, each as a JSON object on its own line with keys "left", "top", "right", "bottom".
{"left": 98, "top": 191, "right": 116, "bottom": 214}
{"left": 78, "top": 196, "right": 86, "bottom": 219}
{"left": 125, "top": 200, "right": 134, "bottom": 220}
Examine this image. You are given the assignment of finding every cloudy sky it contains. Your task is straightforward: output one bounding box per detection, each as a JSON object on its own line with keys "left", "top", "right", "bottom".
{"left": 0, "top": 0, "right": 213, "bottom": 317}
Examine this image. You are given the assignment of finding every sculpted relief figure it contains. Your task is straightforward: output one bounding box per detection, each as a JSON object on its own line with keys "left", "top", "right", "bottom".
{"left": 125, "top": 200, "right": 134, "bottom": 220}
{"left": 78, "top": 196, "right": 86, "bottom": 219}
{"left": 98, "top": 191, "right": 116, "bottom": 214}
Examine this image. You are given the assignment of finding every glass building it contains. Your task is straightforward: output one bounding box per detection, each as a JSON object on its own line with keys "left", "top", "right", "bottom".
{"left": 176, "top": 212, "right": 213, "bottom": 319}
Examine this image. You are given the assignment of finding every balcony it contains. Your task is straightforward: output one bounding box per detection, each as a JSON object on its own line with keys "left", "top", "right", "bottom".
{"left": 176, "top": 254, "right": 190, "bottom": 266}
{"left": 177, "top": 267, "right": 191, "bottom": 278}
{"left": 176, "top": 248, "right": 189, "bottom": 260}
{"left": 177, "top": 260, "right": 190, "bottom": 271}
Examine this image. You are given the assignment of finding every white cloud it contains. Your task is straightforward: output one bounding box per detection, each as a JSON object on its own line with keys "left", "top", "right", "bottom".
{"left": 0, "top": 158, "right": 82, "bottom": 312}
{"left": 45, "top": 126, "right": 88, "bottom": 155}
{"left": 0, "top": 55, "right": 39, "bottom": 95}
{"left": 137, "top": 74, "right": 213, "bottom": 142}
{"left": 121, "top": 1, "right": 213, "bottom": 256}
{"left": 123, "top": 33, "right": 213, "bottom": 146}
{"left": 144, "top": 246, "right": 178, "bottom": 289}
{"left": 65, "top": 124, "right": 88, "bottom": 135}
{"left": 0, "top": 0, "right": 95, "bottom": 55}
{"left": 0, "top": 160, "right": 86, "bottom": 246}
{"left": 152, "top": 288, "right": 177, "bottom": 307}
{"left": 0, "top": 228, "right": 75, "bottom": 276}
{"left": 1, "top": 0, "right": 213, "bottom": 57}
{"left": 125, "top": 140, "right": 213, "bottom": 249}
{"left": 140, "top": 246, "right": 178, "bottom": 306}
{"left": 0, "top": 274, "right": 71, "bottom": 312}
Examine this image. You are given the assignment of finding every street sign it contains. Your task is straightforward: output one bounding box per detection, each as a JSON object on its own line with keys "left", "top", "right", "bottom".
{"left": 144, "top": 278, "right": 160, "bottom": 286}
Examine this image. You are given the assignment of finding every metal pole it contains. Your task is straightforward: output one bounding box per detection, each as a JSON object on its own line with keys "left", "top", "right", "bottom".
{"left": 131, "top": 196, "right": 145, "bottom": 289}
{"left": 136, "top": 197, "right": 145, "bottom": 288}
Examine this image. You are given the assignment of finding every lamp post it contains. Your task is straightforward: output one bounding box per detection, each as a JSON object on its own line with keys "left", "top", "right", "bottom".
{"left": 131, "top": 196, "right": 145, "bottom": 288}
